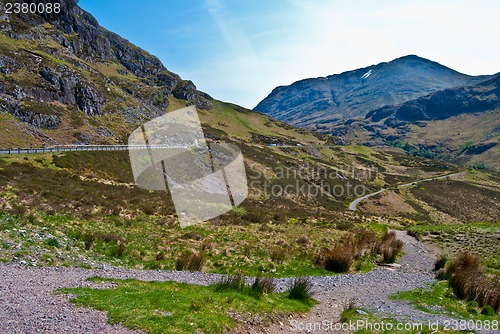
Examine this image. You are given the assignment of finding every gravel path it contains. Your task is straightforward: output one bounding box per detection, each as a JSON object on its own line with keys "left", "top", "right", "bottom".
{"left": 263, "top": 230, "right": 495, "bottom": 334}
{"left": 0, "top": 230, "right": 494, "bottom": 333}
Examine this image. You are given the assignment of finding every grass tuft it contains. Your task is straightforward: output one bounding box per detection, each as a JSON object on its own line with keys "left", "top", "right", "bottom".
{"left": 250, "top": 276, "right": 276, "bottom": 297}
{"left": 214, "top": 274, "right": 246, "bottom": 292}
{"left": 318, "top": 246, "right": 353, "bottom": 273}
{"left": 287, "top": 277, "right": 313, "bottom": 301}
{"left": 446, "top": 253, "right": 499, "bottom": 312}
{"left": 315, "top": 229, "right": 402, "bottom": 273}
{"left": 175, "top": 252, "right": 206, "bottom": 271}
{"left": 377, "top": 231, "right": 403, "bottom": 263}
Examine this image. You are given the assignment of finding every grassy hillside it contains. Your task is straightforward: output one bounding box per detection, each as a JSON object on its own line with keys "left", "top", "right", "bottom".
{"left": 0, "top": 119, "right": 467, "bottom": 276}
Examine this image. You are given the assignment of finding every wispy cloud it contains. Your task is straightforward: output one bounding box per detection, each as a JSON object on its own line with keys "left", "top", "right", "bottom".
{"left": 204, "top": 0, "right": 256, "bottom": 59}
{"left": 187, "top": 0, "right": 500, "bottom": 108}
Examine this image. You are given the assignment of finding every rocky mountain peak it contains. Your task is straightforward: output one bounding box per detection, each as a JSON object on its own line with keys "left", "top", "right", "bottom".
{"left": 254, "top": 55, "right": 492, "bottom": 130}
{"left": 0, "top": 0, "right": 211, "bottom": 145}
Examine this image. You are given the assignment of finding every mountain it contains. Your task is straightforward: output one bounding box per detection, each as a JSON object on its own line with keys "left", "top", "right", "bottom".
{"left": 332, "top": 74, "right": 500, "bottom": 170}
{"left": 366, "top": 74, "right": 500, "bottom": 123}
{"left": 254, "top": 55, "right": 492, "bottom": 129}
{"left": 0, "top": 0, "right": 211, "bottom": 146}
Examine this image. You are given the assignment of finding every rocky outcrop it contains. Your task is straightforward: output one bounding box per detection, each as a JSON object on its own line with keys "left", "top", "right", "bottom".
{"left": 0, "top": 95, "right": 61, "bottom": 129}
{"left": 173, "top": 80, "right": 212, "bottom": 109}
{"left": 0, "top": 0, "right": 212, "bottom": 143}
{"left": 12, "top": 109, "right": 61, "bottom": 129}
{"left": 74, "top": 83, "right": 103, "bottom": 116}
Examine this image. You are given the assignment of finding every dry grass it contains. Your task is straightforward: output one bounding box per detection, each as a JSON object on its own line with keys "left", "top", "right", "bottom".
{"left": 377, "top": 231, "right": 404, "bottom": 263}
{"left": 446, "top": 253, "right": 500, "bottom": 312}
{"left": 175, "top": 252, "right": 206, "bottom": 271}
{"left": 317, "top": 246, "right": 353, "bottom": 273}
{"left": 315, "top": 228, "right": 400, "bottom": 273}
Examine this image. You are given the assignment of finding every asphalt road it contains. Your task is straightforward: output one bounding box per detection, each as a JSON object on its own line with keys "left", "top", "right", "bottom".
{"left": 348, "top": 172, "right": 464, "bottom": 211}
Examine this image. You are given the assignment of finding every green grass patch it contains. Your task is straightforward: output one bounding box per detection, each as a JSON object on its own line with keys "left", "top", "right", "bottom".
{"left": 391, "top": 281, "right": 498, "bottom": 321}
{"left": 407, "top": 222, "right": 500, "bottom": 275}
{"left": 60, "top": 277, "right": 314, "bottom": 334}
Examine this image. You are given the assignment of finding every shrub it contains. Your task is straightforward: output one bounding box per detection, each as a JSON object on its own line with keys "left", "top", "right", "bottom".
{"left": 83, "top": 233, "right": 95, "bottom": 250}
{"left": 181, "top": 232, "right": 203, "bottom": 241}
{"left": 295, "top": 236, "right": 309, "bottom": 245}
{"left": 446, "top": 253, "right": 499, "bottom": 312}
{"left": 11, "top": 204, "right": 27, "bottom": 216}
{"left": 46, "top": 238, "right": 60, "bottom": 248}
{"left": 318, "top": 247, "right": 353, "bottom": 273}
{"left": 187, "top": 253, "right": 206, "bottom": 271}
{"left": 315, "top": 228, "right": 384, "bottom": 273}
{"left": 241, "top": 212, "right": 266, "bottom": 224}
{"left": 141, "top": 203, "right": 155, "bottom": 215}
{"left": 447, "top": 253, "right": 481, "bottom": 300}
{"left": 287, "top": 277, "right": 313, "bottom": 301}
{"left": 175, "top": 255, "right": 190, "bottom": 271}
{"left": 270, "top": 247, "right": 287, "bottom": 264}
{"left": 481, "top": 305, "right": 495, "bottom": 316}
{"left": 351, "top": 228, "right": 378, "bottom": 258}
{"left": 109, "top": 242, "right": 126, "bottom": 258}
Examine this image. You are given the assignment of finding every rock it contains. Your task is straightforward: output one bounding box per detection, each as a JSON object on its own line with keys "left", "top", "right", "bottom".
{"left": 173, "top": 80, "right": 212, "bottom": 109}
{"left": 75, "top": 83, "right": 104, "bottom": 116}
{"left": 10, "top": 108, "right": 61, "bottom": 129}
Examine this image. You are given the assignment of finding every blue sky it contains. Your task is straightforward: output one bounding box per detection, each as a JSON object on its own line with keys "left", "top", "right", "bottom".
{"left": 79, "top": 0, "right": 500, "bottom": 109}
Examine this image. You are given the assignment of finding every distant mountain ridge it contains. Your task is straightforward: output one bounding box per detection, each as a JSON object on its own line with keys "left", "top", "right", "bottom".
{"left": 366, "top": 73, "right": 500, "bottom": 123}
{"left": 254, "top": 55, "right": 493, "bottom": 129}
{"left": 331, "top": 74, "right": 500, "bottom": 170}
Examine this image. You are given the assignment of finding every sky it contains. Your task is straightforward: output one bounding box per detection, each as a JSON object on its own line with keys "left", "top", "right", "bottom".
{"left": 79, "top": 0, "right": 500, "bottom": 109}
